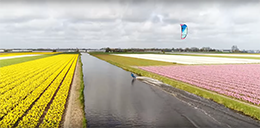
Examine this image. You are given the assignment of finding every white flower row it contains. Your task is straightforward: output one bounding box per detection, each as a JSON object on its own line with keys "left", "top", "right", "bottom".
{"left": 113, "top": 54, "right": 260, "bottom": 64}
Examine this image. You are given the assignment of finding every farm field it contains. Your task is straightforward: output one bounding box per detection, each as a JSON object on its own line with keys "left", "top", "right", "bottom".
{"left": 0, "top": 54, "right": 42, "bottom": 60}
{"left": 0, "top": 54, "right": 78, "bottom": 128}
{"left": 139, "top": 64, "right": 260, "bottom": 105}
{"left": 0, "top": 54, "right": 58, "bottom": 68}
{"left": 114, "top": 54, "right": 260, "bottom": 64}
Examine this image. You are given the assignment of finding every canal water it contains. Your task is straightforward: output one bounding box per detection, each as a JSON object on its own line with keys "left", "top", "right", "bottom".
{"left": 81, "top": 53, "right": 260, "bottom": 128}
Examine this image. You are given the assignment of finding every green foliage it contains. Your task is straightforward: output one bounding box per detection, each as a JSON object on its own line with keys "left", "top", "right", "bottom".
{"left": 78, "top": 54, "right": 87, "bottom": 128}
{"left": 79, "top": 57, "right": 85, "bottom": 104}
{"left": 105, "top": 47, "right": 111, "bottom": 52}
{"left": 83, "top": 118, "right": 87, "bottom": 128}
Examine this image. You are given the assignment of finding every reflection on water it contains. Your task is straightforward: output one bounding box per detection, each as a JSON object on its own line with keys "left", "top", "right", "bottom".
{"left": 131, "top": 79, "right": 135, "bottom": 86}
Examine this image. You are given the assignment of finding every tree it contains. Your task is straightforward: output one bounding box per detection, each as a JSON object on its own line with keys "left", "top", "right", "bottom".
{"left": 105, "top": 47, "right": 111, "bottom": 52}
{"left": 190, "top": 47, "right": 199, "bottom": 52}
{"left": 162, "top": 50, "right": 165, "bottom": 54}
{"left": 231, "top": 45, "right": 239, "bottom": 53}
{"left": 185, "top": 48, "right": 190, "bottom": 52}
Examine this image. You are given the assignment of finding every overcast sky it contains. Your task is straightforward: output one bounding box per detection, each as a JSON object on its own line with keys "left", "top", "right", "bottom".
{"left": 0, "top": 0, "right": 259, "bottom": 50}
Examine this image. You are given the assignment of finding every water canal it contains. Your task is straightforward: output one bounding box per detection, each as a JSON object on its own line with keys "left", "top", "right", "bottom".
{"left": 81, "top": 53, "right": 260, "bottom": 128}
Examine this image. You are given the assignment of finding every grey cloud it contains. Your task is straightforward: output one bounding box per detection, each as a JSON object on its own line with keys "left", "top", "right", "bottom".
{"left": 0, "top": 0, "right": 259, "bottom": 50}
{"left": 0, "top": 15, "right": 46, "bottom": 24}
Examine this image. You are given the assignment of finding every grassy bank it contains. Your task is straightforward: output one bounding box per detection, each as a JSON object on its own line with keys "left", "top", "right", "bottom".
{"left": 91, "top": 54, "right": 260, "bottom": 121}
{"left": 93, "top": 54, "right": 177, "bottom": 66}
{"left": 78, "top": 53, "right": 87, "bottom": 128}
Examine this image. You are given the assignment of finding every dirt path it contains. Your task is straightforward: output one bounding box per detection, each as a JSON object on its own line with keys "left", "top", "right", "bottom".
{"left": 63, "top": 60, "right": 85, "bottom": 128}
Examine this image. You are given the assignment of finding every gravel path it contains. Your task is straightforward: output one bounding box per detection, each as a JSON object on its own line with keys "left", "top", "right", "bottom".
{"left": 63, "top": 60, "right": 85, "bottom": 128}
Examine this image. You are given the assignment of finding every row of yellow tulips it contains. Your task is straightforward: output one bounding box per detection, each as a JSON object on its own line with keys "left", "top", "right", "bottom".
{"left": 0, "top": 55, "right": 64, "bottom": 84}
{"left": 0, "top": 54, "right": 77, "bottom": 128}
{"left": 0, "top": 57, "right": 63, "bottom": 93}
{"left": 0, "top": 56, "right": 72, "bottom": 119}
{"left": 17, "top": 56, "right": 77, "bottom": 128}
{"left": 40, "top": 55, "right": 78, "bottom": 128}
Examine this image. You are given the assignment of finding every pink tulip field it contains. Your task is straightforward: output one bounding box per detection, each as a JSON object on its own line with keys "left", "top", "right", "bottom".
{"left": 139, "top": 64, "right": 260, "bottom": 105}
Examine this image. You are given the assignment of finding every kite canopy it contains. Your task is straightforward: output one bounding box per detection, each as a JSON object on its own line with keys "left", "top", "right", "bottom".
{"left": 180, "top": 24, "right": 188, "bottom": 39}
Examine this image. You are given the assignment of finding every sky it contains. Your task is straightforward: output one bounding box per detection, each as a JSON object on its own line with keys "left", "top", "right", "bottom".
{"left": 0, "top": 0, "right": 260, "bottom": 50}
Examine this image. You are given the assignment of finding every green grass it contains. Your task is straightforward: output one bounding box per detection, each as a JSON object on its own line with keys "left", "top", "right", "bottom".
{"left": 90, "top": 54, "right": 177, "bottom": 66}
{"left": 0, "top": 54, "right": 56, "bottom": 68}
{"left": 91, "top": 54, "right": 260, "bottom": 121}
{"left": 78, "top": 54, "right": 85, "bottom": 104}
{"left": 78, "top": 53, "right": 87, "bottom": 128}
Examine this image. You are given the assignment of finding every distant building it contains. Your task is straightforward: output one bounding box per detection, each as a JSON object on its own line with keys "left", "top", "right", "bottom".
{"left": 144, "top": 50, "right": 162, "bottom": 53}
{"left": 79, "top": 50, "right": 87, "bottom": 52}
{"left": 246, "top": 50, "right": 258, "bottom": 53}
{"left": 221, "top": 49, "right": 232, "bottom": 53}
{"left": 56, "top": 49, "right": 76, "bottom": 52}
{"left": 68, "top": 50, "right": 77, "bottom": 52}
{"left": 33, "top": 50, "right": 53, "bottom": 52}
{"left": 11, "top": 49, "right": 32, "bottom": 52}
{"left": 87, "top": 49, "right": 105, "bottom": 52}
{"left": 0, "top": 49, "right": 4, "bottom": 52}
{"left": 241, "top": 50, "right": 247, "bottom": 53}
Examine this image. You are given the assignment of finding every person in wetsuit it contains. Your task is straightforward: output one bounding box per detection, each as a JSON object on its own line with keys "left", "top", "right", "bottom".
{"left": 131, "top": 73, "right": 136, "bottom": 79}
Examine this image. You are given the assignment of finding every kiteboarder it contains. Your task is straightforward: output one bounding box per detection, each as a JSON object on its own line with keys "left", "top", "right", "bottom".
{"left": 131, "top": 73, "right": 136, "bottom": 79}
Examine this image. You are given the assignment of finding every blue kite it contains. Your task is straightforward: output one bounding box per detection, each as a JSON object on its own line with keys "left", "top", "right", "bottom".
{"left": 180, "top": 24, "right": 188, "bottom": 39}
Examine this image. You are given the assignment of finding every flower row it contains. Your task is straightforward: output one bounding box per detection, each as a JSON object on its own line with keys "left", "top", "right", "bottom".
{"left": 139, "top": 64, "right": 260, "bottom": 105}
{"left": 0, "top": 54, "right": 78, "bottom": 128}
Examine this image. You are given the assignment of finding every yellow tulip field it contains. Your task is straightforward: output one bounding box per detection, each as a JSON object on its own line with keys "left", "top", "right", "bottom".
{"left": 0, "top": 54, "right": 78, "bottom": 128}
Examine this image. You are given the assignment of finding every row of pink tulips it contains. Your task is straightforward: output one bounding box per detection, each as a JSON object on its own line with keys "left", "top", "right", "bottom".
{"left": 139, "top": 64, "right": 260, "bottom": 105}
